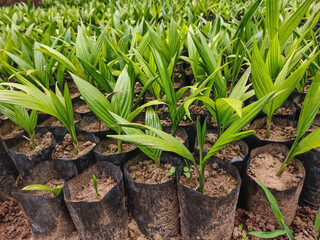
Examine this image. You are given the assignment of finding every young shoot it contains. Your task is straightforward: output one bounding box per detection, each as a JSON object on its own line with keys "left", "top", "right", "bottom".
{"left": 108, "top": 93, "right": 275, "bottom": 193}
{"left": 277, "top": 75, "right": 320, "bottom": 176}
{"left": 92, "top": 174, "right": 100, "bottom": 199}
{"left": 0, "top": 104, "right": 37, "bottom": 149}
{"left": 0, "top": 70, "right": 78, "bottom": 153}
{"left": 23, "top": 184, "right": 63, "bottom": 197}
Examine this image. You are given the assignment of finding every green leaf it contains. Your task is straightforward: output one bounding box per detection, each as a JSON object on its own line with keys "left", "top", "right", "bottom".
{"left": 111, "top": 66, "right": 133, "bottom": 119}
{"left": 251, "top": 39, "right": 274, "bottom": 117}
{"left": 266, "top": 0, "right": 279, "bottom": 38}
{"left": 22, "top": 184, "right": 63, "bottom": 197}
{"left": 290, "top": 128, "right": 320, "bottom": 158}
{"left": 266, "top": 33, "right": 281, "bottom": 79}
{"left": 109, "top": 123, "right": 194, "bottom": 162}
{"left": 314, "top": 208, "right": 320, "bottom": 234}
{"left": 250, "top": 229, "right": 286, "bottom": 238}
{"left": 257, "top": 179, "right": 285, "bottom": 227}
{"left": 37, "top": 44, "right": 77, "bottom": 73}
{"left": 145, "top": 107, "right": 162, "bottom": 160}
{"left": 233, "top": 0, "right": 262, "bottom": 41}
{"left": 278, "top": 0, "right": 313, "bottom": 46}
{"left": 295, "top": 75, "right": 320, "bottom": 140}
{"left": 92, "top": 174, "right": 100, "bottom": 199}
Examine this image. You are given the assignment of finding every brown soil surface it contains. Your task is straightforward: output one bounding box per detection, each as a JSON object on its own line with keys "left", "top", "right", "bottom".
{"left": 304, "top": 84, "right": 310, "bottom": 93}
{"left": 160, "top": 116, "right": 194, "bottom": 126}
{"left": 1, "top": 198, "right": 318, "bottom": 240}
{"left": 134, "top": 82, "right": 144, "bottom": 93}
{"left": 39, "top": 116, "right": 64, "bottom": 127}
{"left": 197, "top": 133, "right": 244, "bottom": 162}
{"left": 81, "top": 120, "right": 109, "bottom": 132}
{"left": 179, "top": 163, "right": 238, "bottom": 197}
{"left": 68, "top": 81, "right": 81, "bottom": 99}
{"left": 0, "top": 198, "right": 31, "bottom": 240}
{"left": 208, "top": 117, "right": 218, "bottom": 127}
{"left": 233, "top": 206, "right": 320, "bottom": 240}
{"left": 103, "top": 143, "right": 136, "bottom": 156}
{"left": 53, "top": 134, "right": 96, "bottom": 159}
{"left": 23, "top": 179, "right": 65, "bottom": 198}
{"left": 73, "top": 101, "right": 91, "bottom": 114}
{"left": 127, "top": 160, "right": 172, "bottom": 184}
{"left": 70, "top": 174, "right": 116, "bottom": 202}
{"left": 250, "top": 119, "right": 296, "bottom": 141}
{"left": 0, "top": 122, "right": 23, "bottom": 140}
{"left": 12, "top": 132, "right": 52, "bottom": 157}
{"left": 39, "top": 114, "right": 80, "bottom": 127}
{"left": 275, "top": 107, "right": 293, "bottom": 116}
{"left": 174, "top": 82, "right": 181, "bottom": 89}
{"left": 248, "top": 150, "right": 304, "bottom": 191}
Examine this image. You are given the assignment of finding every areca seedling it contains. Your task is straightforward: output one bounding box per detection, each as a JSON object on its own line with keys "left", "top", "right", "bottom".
{"left": 22, "top": 184, "right": 63, "bottom": 197}
{"left": 276, "top": 74, "right": 320, "bottom": 176}
{"left": 108, "top": 92, "right": 275, "bottom": 193}
{"left": 250, "top": 0, "right": 320, "bottom": 138}
{"left": 0, "top": 103, "right": 37, "bottom": 149}
{"left": 71, "top": 65, "right": 164, "bottom": 154}
{"left": 0, "top": 70, "right": 78, "bottom": 152}
{"left": 92, "top": 174, "right": 100, "bottom": 199}
{"left": 251, "top": 38, "right": 320, "bottom": 138}
{"left": 183, "top": 67, "right": 254, "bottom": 136}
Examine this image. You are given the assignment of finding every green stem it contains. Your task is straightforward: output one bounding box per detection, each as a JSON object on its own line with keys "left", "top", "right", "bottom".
{"left": 171, "top": 125, "right": 177, "bottom": 137}
{"left": 276, "top": 141, "right": 297, "bottom": 176}
{"left": 118, "top": 139, "right": 122, "bottom": 154}
{"left": 155, "top": 157, "right": 160, "bottom": 168}
{"left": 266, "top": 116, "right": 272, "bottom": 139}
{"left": 217, "top": 123, "right": 222, "bottom": 137}
{"left": 199, "top": 163, "right": 205, "bottom": 194}
{"left": 73, "top": 141, "right": 79, "bottom": 155}
{"left": 30, "top": 131, "right": 36, "bottom": 150}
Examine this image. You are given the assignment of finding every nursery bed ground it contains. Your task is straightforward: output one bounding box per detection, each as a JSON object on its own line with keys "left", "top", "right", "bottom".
{"left": 0, "top": 198, "right": 319, "bottom": 240}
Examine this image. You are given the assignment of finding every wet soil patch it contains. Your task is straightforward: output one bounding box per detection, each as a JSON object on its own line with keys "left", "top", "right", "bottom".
{"left": 127, "top": 160, "right": 172, "bottom": 184}
{"left": 274, "top": 107, "right": 293, "bottom": 116}
{"left": 102, "top": 142, "right": 136, "bottom": 156}
{"left": 73, "top": 100, "right": 91, "bottom": 114}
{"left": 248, "top": 146, "right": 304, "bottom": 191}
{"left": 250, "top": 117, "right": 296, "bottom": 141}
{"left": 0, "top": 120, "right": 23, "bottom": 140}
{"left": 78, "top": 118, "right": 109, "bottom": 132}
{"left": 53, "top": 134, "right": 96, "bottom": 159}
{"left": 69, "top": 174, "right": 116, "bottom": 202}
{"left": 68, "top": 81, "right": 81, "bottom": 100}
{"left": 180, "top": 162, "right": 238, "bottom": 197}
{"left": 11, "top": 132, "right": 52, "bottom": 158}
{"left": 197, "top": 132, "right": 245, "bottom": 162}
{"left": 0, "top": 197, "right": 31, "bottom": 240}
{"left": 39, "top": 114, "right": 81, "bottom": 127}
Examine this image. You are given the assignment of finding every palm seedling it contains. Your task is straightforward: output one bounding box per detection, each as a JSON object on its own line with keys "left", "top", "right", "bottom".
{"left": 0, "top": 68, "right": 78, "bottom": 152}
{"left": 276, "top": 74, "right": 320, "bottom": 176}
{"left": 92, "top": 174, "right": 100, "bottom": 199}
{"left": 71, "top": 64, "right": 164, "bottom": 155}
{"left": 108, "top": 92, "right": 275, "bottom": 193}
{"left": 0, "top": 103, "right": 37, "bottom": 149}
{"left": 22, "top": 184, "right": 63, "bottom": 197}
{"left": 250, "top": 0, "right": 320, "bottom": 138}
